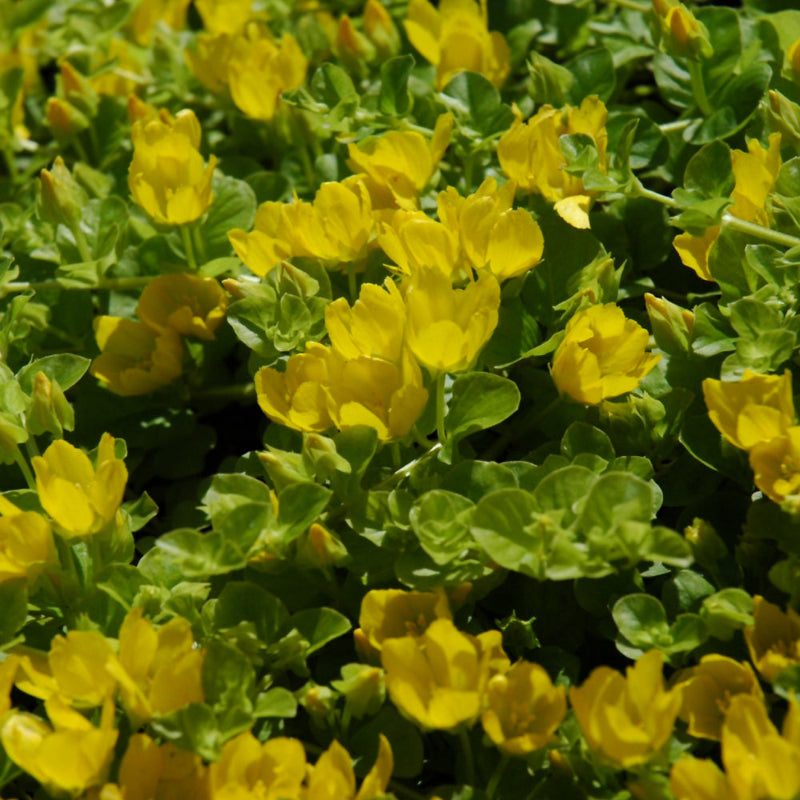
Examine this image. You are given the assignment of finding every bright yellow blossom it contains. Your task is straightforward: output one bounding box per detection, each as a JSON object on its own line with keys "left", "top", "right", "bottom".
{"left": 136, "top": 274, "right": 228, "bottom": 341}
{"left": 1, "top": 696, "right": 118, "bottom": 798}
{"left": 195, "top": 0, "right": 260, "bottom": 34}
{"left": 227, "top": 24, "right": 308, "bottom": 121}
{"left": 744, "top": 595, "right": 800, "bottom": 682}
{"left": 347, "top": 113, "right": 454, "bottom": 210}
{"left": 674, "top": 134, "right": 781, "bottom": 281}
{"left": 306, "top": 736, "right": 393, "bottom": 800}
{"left": 325, "top": 278, "right": 406, "bottom": 363}
{"left": 185, "top": 32, "right": 236, "bottom": 94}
{"left": 404, "top": 0, "right": 510, "bottom": 90}
{"left": 90, "top": 39, "right": 144, "bottom": 97}
{"left": 31, "top": 433, "right": 127, "bottom": 539}
{"left": 498, "top": 96, "right": 608, "bottom": 229}
{"left": 381, "top": 618, "right": 508, "bottom": 731}
{"left": 551, "top": 303, "right": 661, "bottom": 405}
{"left": 569, "top": 649, "right": 681, "bottom": 768}
{"left": 108, "top": 606, "right": 205, "bottom": 726}
{"left": 702, "top": 369, "right": 794, "bottom": 452}
{"left": 789, "top": 38, "right": 800, "bottom": 84}
{"left": 129, "top": 0, "right": 191, "bottom": 45}
{"left": 749, "top": 427, "right": 800, "bottom": 505}
{"left": 129, "top": 109, "right": 216, "bottom": 226}
{"left": 0, "top": 503, "right": 54, "bottom": 584}
{"left": 672, "top": 655, "right": 763, "bottom": 740}
{"left": 402, "top": 269, "right": 501, "bottom": 374}
{"left": 481, "top": 660, "right": 567, "bottom": 755}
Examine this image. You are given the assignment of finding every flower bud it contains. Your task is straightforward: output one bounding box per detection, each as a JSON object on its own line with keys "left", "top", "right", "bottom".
{"left": 27, "top": 372, "right": 75, "bottom": 437}
{"left": 684, "top": 518, "right": 727, "bottom": 571}
{"left": 651, "top": 0, "right": 713, "bottom": 60}
{"left": 331, "top": 664, "right": 385, "bottom": 718}
{"left": 39, "top": 157, "right": 88, "bottom": 231}
{"left": 364, "top": 0, "right": 401, "bottom": 60}
{"left": 45, "top": 97, "right": 90, "bottom": 138}
{"left": 644, "top": 293, "right": 694, "bottom": 355}
{"left": 295, "top": 522, "right": 348, "bottom": 570}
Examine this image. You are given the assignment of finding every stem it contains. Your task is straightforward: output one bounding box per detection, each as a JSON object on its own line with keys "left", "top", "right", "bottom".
{"left": 70, "top": 223, "right": 92, "bottom": 262}
{"left": 486, "top": 754, "right": 510, "bottom": 800}
{"left": 721, "top": 214, "right": 800, "bottom": 249}
{"left": 457, "top": 728, "right": 476, "bottom": 787}
{"left": 25, "top": 438, "right": 41, "bottom": 459}
{"left": 387, "top": 781, "right": 428, "bottom": 800}
{"left": 631, "top": 182, "right": 680, "bottom": 209}
{"left": 189, "top": 382, "right": 256, "bottom": 403}
{"left": 391, "top": 441, "right": 402, "bottom": 468}
{"left": 180, "top": 225, "right": 199, "bottom": 271}
{"left": 14, "top": 447, "right": 36, "bottom": 490}
{"left": 410, "top": 425, "right": 434, "bottom": 451}
{"left": 347, "top": 259, "right": 358, "bottom": 305}
{"left": 463, "top": 150, "right": 475, "bottom": 194}
{"left": 72, "top": 136, "right": 91, "bottom": 165}
{"left": 191, "top": 222, "right": 208, "bottom": 267}
{"left": 372, "top": 442, "right": 442, "bottom": 490}
{"left": 2, "top": 275, "right": 155, "bottom": 296}
{"left": 602, "top": 0, "right": 650, "bottom": 10}
{"left": 1, "top": 145, "right": 18, "bottom": 182}
{"left": 435, "top": 372, "right": 447, "bottom": 445}
{"left": 688, "top": 60, "right": 713, "bottom": 117}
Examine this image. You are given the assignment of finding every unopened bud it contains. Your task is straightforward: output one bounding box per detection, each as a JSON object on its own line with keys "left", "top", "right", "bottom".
{"left": 645, "top": 293, "right": 694, "bottom": 355}
{"left": 39, "top": 157, "right": 88, "bottom": 229}
{"left": 364, "top": 0, "right": 400, "bottom": 60}
{"left": 27, "top": 371, "right": 75, "bottom": 437}
{"left": 685, "top": 517, "right": 727, "bottom": 569}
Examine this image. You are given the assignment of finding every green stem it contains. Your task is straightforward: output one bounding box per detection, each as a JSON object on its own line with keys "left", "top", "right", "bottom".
{"left": 372, "top": 442, "right": 442, "bottom": 490}
{"left": 435, "top": 372, "right": 447, "bottom": 445}
{"left": 181, "top": 225, "right": 199, "bottom": 271}
{"left": 14, "top": 447, "right": 36, "bottom": 490}
{"left": 189, "top": 382, "right": 256, "bottom": 403}
{"left": 688, "top": 60, "right": 713, "bottom": 117}
{"left": 1, "top": 145, "right": 18, "bottom": 183}
{"left": 486, "top": 754, "right": 510, "bottom": 800}
{"left": 25, "top": 438, "right": 41, "bottom": 459}
{"left": 390, "top": 441, "right": 402, "bottom": 469}
{"left": 410, "top": 425, "right": 434, "bottom": 451}
{"left": 722, "top": 214, "right": 800, "bottom": 249}
{"left": 632, "top": 182, "right": 680, "bottom": 209}
{"left": 457, "top": 728, "right": 476, "bottom": 788}
{"left": 1, "top": 275, "right": 155, "bottom": 297}
{"left": 191, "top": 222, "right": 208, "bottom": 268}
{"left": 72, "top": 136, "right": 91, "bottom": 166}
{"left": 602, "top": 0, "right": 650, "bottom": 10}
{"left": 387, "top": 781, "right": 428, "bottom": 800}
{"left": 463, "top": 150, "right": 475, "bottom": 194}
{"left": 70, "top": 223, "right": 92, "bottom": 263}
{"left": 347, "top": 260, "right": 358, "bottom": 305}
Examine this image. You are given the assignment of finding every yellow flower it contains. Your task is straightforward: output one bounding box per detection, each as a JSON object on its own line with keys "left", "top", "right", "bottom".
{"left": 185, "top": 32, "right": 236, "bottom": 94}
{"left": 0, "top": 504, "right": 54, "bottom": 584}
{"left": 325, "top": 278, "right": 406, "bottom": 363}
{"left": 227, "top": 24, "right": 308, "bottom": 121}
{"left": 108, "top": 607, "right": 205, "bottom": 726}
{"left": 497, "top": 96, "right": 608, "bottom": 229}
{"left": 306, "top": 736, "right": 393, "bottom": 800}
{"left": 0, "top": 655, "right": 19, "bottom": 719}
{"left": 670, "top": 756, "right": 734, "bottom": 800}
{"left": 129, "top": 0, "right": 191, "bottom": 45}
{"left": 90, "top": 39, "right": 144, "bottom": 97}
{"left": 1, "top": 696, "right": 118, "bottom": 798}
{"left": 46, "top": 96, "right": 89, "bottom": 138}
{"left": 364, "top": 0, "right": 401, "bottom": 60}
{"left": 377, "top": 209, "right": 462, "bottom": 280}
{"left": 357, "top": 588, "right": 452, "bottom": 656}
{"left": 91, "top": 316, "right": 184, "bottom": 396}
{"left": 437, "top": 178, "right": 544, "bottom": 280}
{"left": 31, "top": 434, "right": 127, "bottom": 539}
{"left": 569, "top": 649, "right": 681, "bottom": 768}
{"left": 129, "top": 109, "right": 216, "bottom": 226}
{"left": 551, "top": 303, "right": 661, "bottom": 405}
{"left": 672, "top": 655, "right": 763, "bottom": 740}
{"left": 652, "top": 0, "right": 713, "bottom": 60}
{"left": 481, "top": 660, "right": 567, "bottom": 756}
{"left": 402, "top": 269, "right": 501, "bottom": 374}
{"left": 702, "top": 369, "right": 794, "bottom": 452}
{"left": 15, "top": 631, "right": 118, "bottom": 708}
{"left": 195, "top": 0, "right": 260, "bottom": 34}
{"left": 136, "top": 274, "right": 228, "bottom": 341}
{"left": 254, "top": 343, "right": 336, "bottom": 434}
{"left": 347, "top": 112, "right": 453, "bottom": 210}
{"left": 381, "top": 618, "right": 508, "bottom": 731}
{"left": 674, "top": 134, "right": 781, "bottom": 281}
{"left": 326, "top": 350, "right": 429, "bottom": 441}
{"left": 749, "top": 427, "right": 800, "bottom": 505}
{"left": 404, "top": 0, "right": 510, "bottom": 90}
{"left": 744, "top": 595, "right": 800, "bottom": 683}
{"left": 117, "top": 733, "right": 209, "bottom": 800}
{"left": 208, "top": 733, "right": 307, "bottom": 799}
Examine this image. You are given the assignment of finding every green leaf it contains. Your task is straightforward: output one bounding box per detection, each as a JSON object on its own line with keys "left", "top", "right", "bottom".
{"left": 700, "top": 588, "right": 754, "bottom": 640}
{"left": 349, "top": 705, "right": 424, "bottom": 779}
{"left": 566, "top": 48, "right": 616, "bottom": 102}
{"left": 311, "top": 63, "right": 358, "bottom": 107}
{"left": 202, "top": 175, "right": 257, "bottom": 260}
{"left": 276, "top": 482, "right": 332, "bottom": 545}
{"left": 214, "top": 581, "right": 289, "bottom": 642}
{"left": 682, "top": 140, "right": 734, "bottom": 199}
{"left": 379, "top": 55, "right": 414, "bottom": 116}
{"left": 0, "top": 579, "right": 27, "bottom": 644}
{"left": 409, "top": 490, "right": 475, "bottom": 565}
{"left": 254, "top": 687, "right": 298, "bottom": 719}
{"left": 441, "top": 71, "right": 513, "bottom": 137}
{"left": 285, "top": 607, "right": 351, "bottom": 655}
{"left": 561, "top": 422, "right": 615, "bottom": 461}
{"left": 445, "top": 372, "right": 521, "bottom": 440}
{"left": 612, "top": 593, "right": 670, "bottom": 649}
{"left": 577, "top": 473, "right": 655, "bottom": 530}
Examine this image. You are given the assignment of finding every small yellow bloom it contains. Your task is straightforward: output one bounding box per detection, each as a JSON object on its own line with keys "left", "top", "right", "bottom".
{"left": 744, "top": 595, "right": 800, "bottom": 682}
{"left": 481, "top": 660, "right": 567, "bottom": 755}
{"left": 91, "top": 316, "right": 184, "bottom": 396}
{"left": 569, "top": 649, "right": 681, "bottom": 768}
{"left": 326, "top": 278, "right": 406, "bottom": 363}
{"left": 670, "top": 756, "right": 734, "bottom": 800}
{"left": 227, "top": 24, "right": 308, "bottom": 121}
{"left": 498, "top": 96, "right": 608, "bottom": 229}
{"left": 117, "top": 733, "right": 209, "bottom": 800}
{"left": 208, "top": 733, "right": 306, "bottom": 798}
{"left": 749, "top": 427, "right": 800, "bottom": 505}
{"left": 347, "top": 113, "right": 453, "bottom": 210}
{"left": 702, "top": 369, "right": 794, "bottom": 452}
{"left": 402, "top": 269, "right": 501, "bottom": 374}
{"left": 381, "top": 618, "right": 508, "bottom": 731}
{"left": 377, "top": 209, "right": 462, "bottom": 280}
{"left": 437, "top": 178, "right": 544, "bottom": 280}
{"left": 551, "top": 303, "right": 661, "bottom": 405}
{"left": 0, "top": 505, "right": 54, "bottom": 584}
{"left": 32, "top": 434, "right": 127, "bottom": 539}
{"left": 404, "top": 0, "right": 510, "bottom": 90}
{"left": 254, "top": 343, "right": 336, "bottom": 434}
{"left": 129, "top": 109, "right": 216, "bottom": 226}
{"left": 306, "top": 736, "right": 393, "bottom": 800}
{"left": 195, "top": 0, "right": 260, "bottom": 34}
{"left": 356, "top": 588, "right": 452, "bottom": 658}
{"left": 108, "top": 607, "right": 205, "bottom": 726}
{"left": 672, "top": 655, "right": 763, "bottom": 740}
{"left": 185, "top": 32, "right": 236, "bottom": 94}
{"left": 137, "top": 274, "right": 228, "bottom": 341}
{"left": 1, "top": 696, "right": 118, "bottom": 798}
{"left": 46, "top": 96, "right": 89, "bottom": 138}
{"left": 674, "top": 134, "right": 781, "bottom": 281}
{"left": 652, "top": 0, "right": 713, "bottom": 60}
{"left": 15, "top": 631, "right": 118, "bottom": 708}
{"left": 39, "top": 156, "right": 87, "bottom": 231}
{"left": 129, "top": 0, "right": 191, "bottom": 45}
{"left": 90, "top": 39, "right": 144, "bottom": 97}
